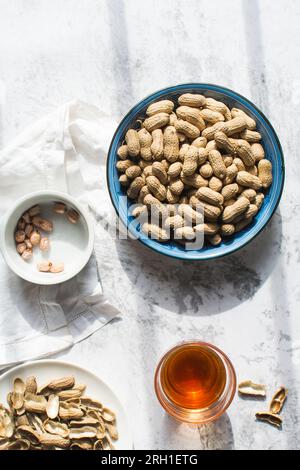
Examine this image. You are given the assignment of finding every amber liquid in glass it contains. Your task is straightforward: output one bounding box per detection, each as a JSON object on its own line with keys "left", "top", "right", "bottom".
{"left": 160, "top": 343, "right": 227, "bottom": 409}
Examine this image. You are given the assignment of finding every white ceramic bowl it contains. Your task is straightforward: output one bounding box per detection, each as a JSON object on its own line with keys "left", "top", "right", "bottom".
{"left": 0, "top": 359, "right": 133, "bottom": 449}
{"left": 0, "top": 190, "right": 94, "bottom": 285}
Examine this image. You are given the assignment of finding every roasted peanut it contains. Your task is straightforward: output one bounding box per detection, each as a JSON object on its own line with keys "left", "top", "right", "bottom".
{"left": 200, "top": 163, "right": 213, "bottom": 179}
{"left": 251, "top": 143, "right": 265, "bottom": 162}
{"left": 169, "top": 177, "right": 184, "bottom": 195}
{"left": 198, "top": 147, "right": 208, "bottom": 165}
{"left": 119, "top": 174, "right": 130, "bottom": 187}
{"left": 116, "top": 159, "right": 133, "bottom": 173}
{"left": 240, "top": 129, "right": 262, "bottom": 143}
{"left": 126, "top": 165, "right": 142, "bottom": 179}
{"left": 143, "top": 194, "right": 167, "bottom": 218}
{"left": 176, "top": 106, "right": 205, "bottom": 131}
{"left": 209, "top": 176, "right": 223, "bottom": 192}
{"left": 138, "top": 185, "right": 150, "bottom": 203}
{"left": 258, "top": 159, "right": 273, "bottom": 188}
{"left": 163, "top": 126, "right": 179, "bottom": 162}
{"left": 138, "top": 128, "right": 152, "bottom": 161}
{"left": 200, "top": 202, "right": 222, "bottom": 222}
{"left": 214, "top": 131, "right": 236, "bottom": 154}
{"left": 240, "top": 188, "right": 257, "bottom": 202}
{"left": 143, "top": 165, "right": 153, "bottom": 178}
{"left": 131, "top": 204, "right": 148, "bottom": 219}
{"left": 152, "top": 162, "right": 168, "bottom": 184}
{"left": 220, "top": 224, "right": 235, "bottom": 236}
{"left": 178, "top": 204, "right": 203, "bottom": 224}
{"left": 236, "top": 171, "right": 262, "bottom": 190}
{"left": 221, "top": 183, "right": 239, "bottom": 201}
{"left": 233, "top": 157, "right": 246, "bottom": 172}
{"left": 142, "top": 223, "right": 169, "bottom": 242}
{"left": 205, "top": 97, "right": 228, "bottom": 115}
{"left": 151, "top": 129, "right": 164, "bottom": 160}
{"left": 207, "top": 233, "right": 222, "bottom": 246}
{"left": 146, "top": 176, "right": 167, "bottom": 201}
{"left": 175, "top": 119, "right": 200, "bottom": 139}
{"left": 166, "top": 188, "right": 179, "bottom": 204}
{"left": 254, "top": 193, "right": 265, "bottom": 209}
{"left": 168, "top": 162, "right": 182, "bottom": 178}
{"left": 223, "top": 155, "right": 233, "bottom": 167}
{"left": 182, "top": 146, "right": 198, "bottom": 176}
{"left": 164, "top": 214, "right": 184, "bottom": 229}
{"left": 143, "top": 113, "right": 170, "bottom": 132}
{"left": 231, "top": 108, "right": 256, "bottom": 130}
{"left": 194, "top": 223, "right": 219, "bottom": 235}
{"left": 117, "top": 145, "right": 128, "bottom": 160}
{"left": 178, "top": 93, "right": 206, "bottom": 108}
{"left": 200, "top": 108, "right": 225, "bottom": 124}
{"left": 222, "top": 197, "right": 250, "bottom": 223}
{"left": 235, "top": 139, "right": 255, "bottom": 167}
{"left": 244, "top": 204, "right": 258, "bottom": 220}
{"left": 208, "top": 150, "right": 227, "bottom": 179}
{"left": 125, "top": 129, "right": 140, "bottom": 157}
{"left": 181, "top": 173, "right": 208, "bottom": 189}
{"left": 127, "top": 176, "right": 145, "bottom": 199}
{"left": 223, "top": 116, "right": 247, "bottom": 136}
{"left": 223, "top": 198, "right": 236, "bottom": 207}
{"left": 197, "top": 187, "right": 224, "bottom": 206}
{"left": 192, "top": 136, "right": 207, "bottom": 148}
{"left": 223, "top": 163, "right": 238, "bottom": 185}
{"left": 146, "top": 100, "right": 174, "bottom": 116}
{"left": 247, "top": 165, "right": 258, "bottom": 176}
{"left": 206, "top": 139, "right": 217, "bottom": 151}
{"left": 235, "top": 217, "right": 254, "bottom": 232}
{"left": 174, "top": 226, "right": 195, "bottom": 240}
{"left": 202, "top": 122, "right": 226, "bottom": 141}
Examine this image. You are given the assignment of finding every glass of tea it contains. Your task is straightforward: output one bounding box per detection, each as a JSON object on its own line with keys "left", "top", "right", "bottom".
{"left": 154, "top": 341, "right": 236, "bottom": 424}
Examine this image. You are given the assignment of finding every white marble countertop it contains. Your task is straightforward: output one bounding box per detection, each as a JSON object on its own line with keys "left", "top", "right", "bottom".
{"left": 0, "top": 0, "right": 299, "bottom": 450}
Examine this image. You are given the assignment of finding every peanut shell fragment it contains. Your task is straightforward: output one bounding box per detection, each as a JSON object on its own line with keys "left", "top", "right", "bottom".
{"left": 269, "top": 387, "right": 288, "bottom": 414}
{"left": 238, "top": 380, "right": 266, "bottom": 398}
{"left": 46, "top": 394, "right": 59, "bottom": 420}
{"left": 255, "top": 412, "right": 282, "bottom": 428}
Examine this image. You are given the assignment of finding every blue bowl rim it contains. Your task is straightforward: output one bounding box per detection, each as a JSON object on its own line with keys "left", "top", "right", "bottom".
{"left": 107, "top": 83, "right": 285, "bottom": 261}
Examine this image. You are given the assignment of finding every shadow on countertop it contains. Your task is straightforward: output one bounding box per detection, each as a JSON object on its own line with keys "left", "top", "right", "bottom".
{"left": 115, "top": 210, "right": 283, "bottom": 317}
{"left": 155, "top": 412, "right": 234, "bottom": 450}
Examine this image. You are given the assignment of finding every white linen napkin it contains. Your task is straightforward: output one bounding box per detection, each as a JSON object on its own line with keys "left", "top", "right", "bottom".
{"left": 0, "top": 100, "right": 120, "bottom": 369}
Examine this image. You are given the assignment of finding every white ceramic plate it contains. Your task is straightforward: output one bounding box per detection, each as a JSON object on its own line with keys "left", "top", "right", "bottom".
{"left": 0, "top": 190, "right": 94, "bottom": 285}
{"left": 0, "top": 360, "right": 133, "bottom": 450}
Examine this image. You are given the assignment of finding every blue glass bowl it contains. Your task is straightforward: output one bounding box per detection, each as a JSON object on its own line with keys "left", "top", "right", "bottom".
{"left": 107, "top": 84, "right": 284, "bottom": 260}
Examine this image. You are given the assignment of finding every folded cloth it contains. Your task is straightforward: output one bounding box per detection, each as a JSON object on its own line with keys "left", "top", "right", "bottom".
{"left": 0, "top": 101, "right": 120, "bottom": 369}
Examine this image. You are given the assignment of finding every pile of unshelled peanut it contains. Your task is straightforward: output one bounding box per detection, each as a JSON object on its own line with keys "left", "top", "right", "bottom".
{"left": 116, "top": 94, "right": 273, "bottom": 246}
{"left": 15, "top": 202, "right": 80, "bottom": 272}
